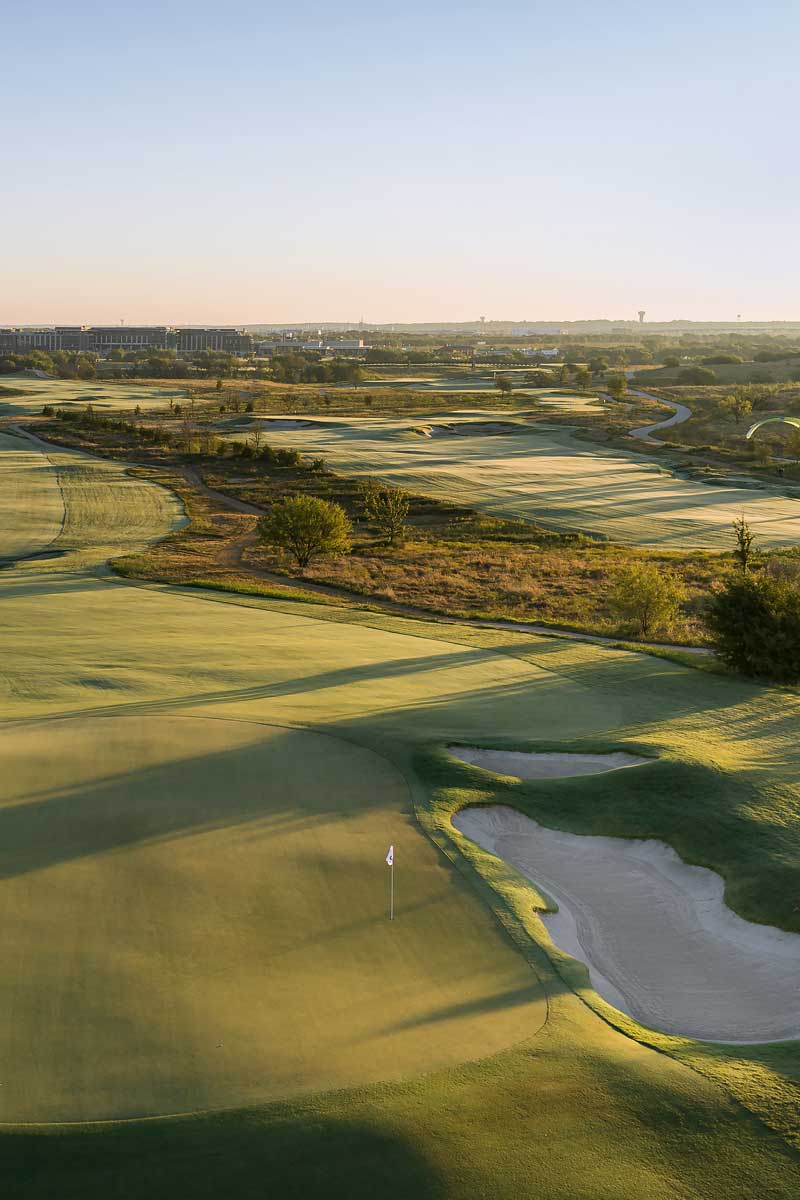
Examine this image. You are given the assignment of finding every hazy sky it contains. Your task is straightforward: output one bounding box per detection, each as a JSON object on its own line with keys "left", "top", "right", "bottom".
{"left": 4, "top": 1, "right": 799, "bottom": 325}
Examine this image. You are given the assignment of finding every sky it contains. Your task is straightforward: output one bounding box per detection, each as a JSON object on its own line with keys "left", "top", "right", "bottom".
{"left": 3, "top": 0, "right": 799, "bottom": 325}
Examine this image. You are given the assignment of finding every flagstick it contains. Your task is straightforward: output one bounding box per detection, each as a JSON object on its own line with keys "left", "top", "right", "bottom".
{"left": 390, "top": 857, "right": 394, "bottom": 921}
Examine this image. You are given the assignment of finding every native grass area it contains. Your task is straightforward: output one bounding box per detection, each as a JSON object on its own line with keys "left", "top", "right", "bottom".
{"left": 1, "top": 387, "right": 799, "bottom": 1196}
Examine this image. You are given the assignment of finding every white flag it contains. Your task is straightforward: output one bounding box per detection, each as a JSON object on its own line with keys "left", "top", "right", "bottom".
{"left": 386, "top": 845, "right": 394, "bottom": 866}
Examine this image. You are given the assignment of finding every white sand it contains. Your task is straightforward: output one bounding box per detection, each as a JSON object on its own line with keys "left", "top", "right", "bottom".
{"left": 417, "top": 421, "right": 520, "bottom": 438}
{"left": 453, "top": 805, "right": 800, "bottom": 1043}
{"left": 448, "top": 746, "right": 650, "bottom": 779}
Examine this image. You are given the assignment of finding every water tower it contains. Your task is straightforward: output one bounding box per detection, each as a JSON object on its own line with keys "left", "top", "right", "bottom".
{"left": 638, "top": 310, "right": 646, "bottom": 324}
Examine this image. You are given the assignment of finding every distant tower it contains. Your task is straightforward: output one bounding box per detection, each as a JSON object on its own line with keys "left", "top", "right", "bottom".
{"left": 638, "top": 310, "right": 646, "bottom": 324}
{"left": 480, "top": 315, "right": 486, "bottom": 324}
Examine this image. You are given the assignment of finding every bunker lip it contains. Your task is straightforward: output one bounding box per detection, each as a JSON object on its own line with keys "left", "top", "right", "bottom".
{"left": 453, "top": 804, "right": 800, "bottom": 1044}
{"left": 448, "top": 746, "right": 651, "bottom": 779}
{"left": 414, "top": 420, "right": 524, "bottom": 438}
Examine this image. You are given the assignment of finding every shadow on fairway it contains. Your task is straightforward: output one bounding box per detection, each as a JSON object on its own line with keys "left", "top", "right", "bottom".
{"left": 379, "top": 982, "right": 543, "bottom": 1035}
{"left": 0, "top": 729, "right": 390, "bottom": 881}
{"left": 4, "top": 1116, "right": 447, "bottom": 1200}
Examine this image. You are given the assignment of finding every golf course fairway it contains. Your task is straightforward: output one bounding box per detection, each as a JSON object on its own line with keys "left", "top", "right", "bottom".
{"left": 234, "top": 410, "right": 800, "bottom": 549}
{"left": 1, "top": 431, "right": 799, "bottom": 1197}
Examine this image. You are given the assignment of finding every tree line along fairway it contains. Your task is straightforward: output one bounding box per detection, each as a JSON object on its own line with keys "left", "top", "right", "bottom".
{"left": 0, "top": 431, "right": 798, "bottom": 1196}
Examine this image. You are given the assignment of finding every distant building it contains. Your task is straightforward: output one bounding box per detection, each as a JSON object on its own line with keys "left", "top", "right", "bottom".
{"left": 1, "top": 327, "right": 63, "bottom": 352}
{"left": 0, "top": 325, "right": 253, "bottom": 357}
{"left": 87, "top": 326, "right": 169, "bottom": 352}
{"left": 173, "top": 327, "right": 253, "bottom": 355}
{"left": 257, "top": 337, "right": 366, "bottom": 355}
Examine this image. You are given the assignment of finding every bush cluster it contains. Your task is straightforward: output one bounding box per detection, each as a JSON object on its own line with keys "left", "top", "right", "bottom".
{"left": 707, "top": 574, "right": 800, "bottom": 683}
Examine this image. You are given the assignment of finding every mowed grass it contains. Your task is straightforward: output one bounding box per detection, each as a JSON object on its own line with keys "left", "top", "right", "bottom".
{"left": 0, "top": 431, "right": 64, "bottom": 559}
{"left": 0, "top": 715, "right": 545, "bottom": 1122}
{"left": 0, "top": 435, "right": 799, "bottom": 1195}
{"left": 223, "top": 411, "right": 800, "bottom": 549}
{"left": 0, "top": 375, "right": 183, "bottom": 417}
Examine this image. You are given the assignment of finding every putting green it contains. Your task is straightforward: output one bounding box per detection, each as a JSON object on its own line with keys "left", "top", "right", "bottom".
{"left": 1, "top": 433, "right": 799, "bottom": 1197}
{"left": 0, "top": 714, "right": 545, "bottom": 1122}
{"left": 233, "top": 410, "right": 800, "bottom": 549}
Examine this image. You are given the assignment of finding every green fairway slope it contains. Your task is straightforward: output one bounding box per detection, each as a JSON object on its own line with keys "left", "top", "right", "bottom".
{"left": 0, "top": 432, "right": 64, "bottom": 561}
{"left": 0, "top": 376, "right": 182, "bottom": 417}
{"left": 0, "top": 433, "right": 798, "bottom": 1196}
{"left": 231, "top": 411, "right": 800, "bottom": 549}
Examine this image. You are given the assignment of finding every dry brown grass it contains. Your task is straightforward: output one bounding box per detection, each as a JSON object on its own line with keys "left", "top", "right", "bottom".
{"left": 33, "top": 415, "right": 728, "bottom": 644}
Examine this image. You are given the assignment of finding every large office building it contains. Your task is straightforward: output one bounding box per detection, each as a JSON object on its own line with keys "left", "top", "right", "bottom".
{"left": 0, "top": 325, "right": 253, "bottom": 357}
{"left": 173, "top": 328, "right": 253, "bottom": 354}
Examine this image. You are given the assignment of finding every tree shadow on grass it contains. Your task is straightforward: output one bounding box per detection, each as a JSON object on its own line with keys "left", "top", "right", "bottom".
{"left": 3, "top": 1114, "right": 447, "bottom": 1200}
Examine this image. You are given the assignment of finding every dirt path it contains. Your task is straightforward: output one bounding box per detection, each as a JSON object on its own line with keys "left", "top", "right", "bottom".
{"left": 201, "top": 482, "right": 710, "bottom": 657}
{"left": 628, "top": 390, "right": 693, "bottom": 444}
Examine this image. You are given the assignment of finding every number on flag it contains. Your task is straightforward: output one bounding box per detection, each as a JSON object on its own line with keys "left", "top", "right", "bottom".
{"left": 386, "top": 845, "right": 394, "bottom": 866}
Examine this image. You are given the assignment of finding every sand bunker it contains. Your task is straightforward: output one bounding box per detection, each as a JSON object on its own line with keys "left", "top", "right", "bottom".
{"left": 415, "top": 421, "right": 521, "bottom": 438}
{"left": 454, "top": 805, "right": 800, "bottom": 1043}
{"left": 260, "top": 418, "right": 323, "bottom": 431}
{"left": 449, "top": 746, "right": 650, "bottom": 779}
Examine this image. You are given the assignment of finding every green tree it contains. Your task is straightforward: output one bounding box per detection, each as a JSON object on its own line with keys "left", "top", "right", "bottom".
{"left": 606, "top": 373, "right": 628, "bottom": 401}
{"left": 610, "top": 563, "right": 686, "bottom": 638}
{"left": 706, "top": 574, "right": 800, "bottom": 681}
{"left": 732, "top": 516, "right": 756, "bottom": 574}
{"left": 494, "top": 374, "right": 513, "bottom": 399}
{"left": 361, "top": 481, "right": 410, "bottom": 545}
{"left": 784, "top": 428, "right": 800, "bottom": 461}
{"left": 257, "top": 495, "right": 352, "bottom": 569}
{"left": 717, "top": 391, "right": 753, "bottom": 426}
{"left": 573, "top": 366, "right": 591, "bottom": 391}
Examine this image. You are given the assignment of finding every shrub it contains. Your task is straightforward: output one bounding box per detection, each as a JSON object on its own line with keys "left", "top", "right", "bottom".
{"left": 677, "top": 366, "right": 717, "bottom": 385}
{"left": 706, "top": 574, "right": 800, "bottom": 681}
{"left": 610, "top": 563, "right": 686, "bottom": 638}
{"left": 257, "top": 495, "right": 352, "bottom": 569}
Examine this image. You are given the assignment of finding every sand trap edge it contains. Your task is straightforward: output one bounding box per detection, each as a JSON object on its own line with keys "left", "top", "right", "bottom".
{"left": 447, "top": 746, "right": 653, "bottom": 780}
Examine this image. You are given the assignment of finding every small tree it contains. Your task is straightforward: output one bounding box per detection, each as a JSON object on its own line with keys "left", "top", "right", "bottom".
{"left": 610, "top": 563, "right": 686, "bottom": 638}
{"left": 606, "top": 373, "right": 627, "bottom": 401}
{"left": 717, "top": 391, "right": 753, "bottom": 426}
{"left": 361, "top": 481, "right": 410, "bottom": 545}
{"left": 732, "top": 516, "right": 756, "bottom": 574}
{"left": 707, "top": 574, "right": 800, "bottom": 681}
{"left": 573, "top": 366, "right": 591, "bottom": 391}
{"left": 257, "top": 495, "right": 352, "bottom": 569}
{"left": 494, "top": 374, "right": 513, "bottom": 399}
